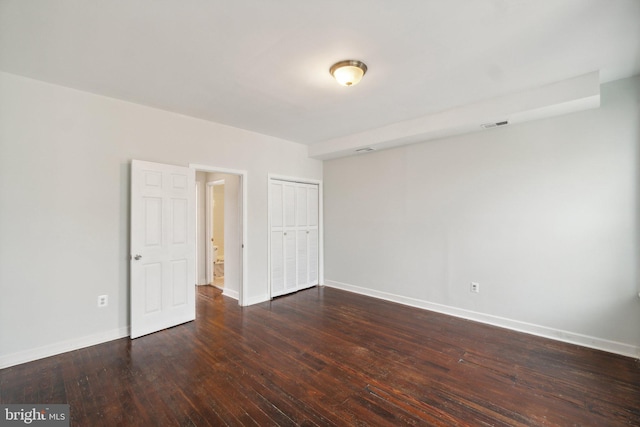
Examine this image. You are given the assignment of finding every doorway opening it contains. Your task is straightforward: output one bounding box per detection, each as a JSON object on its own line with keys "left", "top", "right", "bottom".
{"left": 208, "top": 179, "right": 225, "bottom": 290}
{"left": 191, "top": 164, "right": 247, "bottom": 306}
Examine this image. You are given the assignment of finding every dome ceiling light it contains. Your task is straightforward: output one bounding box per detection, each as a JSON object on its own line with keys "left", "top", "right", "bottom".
{"left": 330, "top": 60, "right": 368, "bottom": 87}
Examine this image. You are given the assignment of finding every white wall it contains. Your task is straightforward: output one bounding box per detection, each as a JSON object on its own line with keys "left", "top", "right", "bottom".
{"left": 323, "top": 75, "right": 640, "bottom": 357}
{"left": 0, "top": 71, "right": 322, "bottom": 367}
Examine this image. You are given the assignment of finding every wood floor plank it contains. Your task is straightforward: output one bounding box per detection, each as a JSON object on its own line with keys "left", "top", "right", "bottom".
{"left": 1, "top": 285, "right": 639, "bottom": 426}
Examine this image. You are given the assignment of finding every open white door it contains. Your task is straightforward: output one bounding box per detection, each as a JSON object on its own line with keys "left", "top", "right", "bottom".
{"left": 130, "top": 160, "right": 196, "bottom": 339}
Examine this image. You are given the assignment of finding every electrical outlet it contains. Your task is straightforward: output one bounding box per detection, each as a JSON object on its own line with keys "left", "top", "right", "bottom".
{"left": 470, "top": 282, "right": 480, "bottom": 293}
{"left": 98, "top": 295, "right": 108, "bottom": 307}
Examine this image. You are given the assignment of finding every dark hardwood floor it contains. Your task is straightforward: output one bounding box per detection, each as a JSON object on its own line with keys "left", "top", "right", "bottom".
{"left": 1, "top": 286, "right": 639, "bottom": 426}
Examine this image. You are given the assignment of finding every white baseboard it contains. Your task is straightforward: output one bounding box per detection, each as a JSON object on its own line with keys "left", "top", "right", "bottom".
{"left": 323, "top": 280, "right": 640, "bottom": 359}
{"left": 7, "top": 282, "right": 634, "bottom": 369}
{"left": 244, "top": 294, "right": 269, "bottom": 306}
{"left": 223, "top": 288, "right": 239, "bottom": 300}
{"left": 0, "top": 326, "right": 130, "bottom": 369}
{"left": 0, "top": 288, "right": 264, "bottom": 367}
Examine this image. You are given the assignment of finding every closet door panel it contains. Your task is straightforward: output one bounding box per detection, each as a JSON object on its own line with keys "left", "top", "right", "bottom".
{"left": 296, "top": 230, "right": 308, "bottom": 288}
{"left": 284, "top": 231, "right": 297, "bottom": 293}
{"left": 284, "top": 184, "right": 296, "bottom": 228}
{"left": 271, "top": 182, "right": 283, "bottom": 228}
{"left": 307, "top": 184, "right": 319, "bottom": 287}
{"left": 296, "top": 186, "right": 308, "bottom": 227}
{"left": 308, "top": 229, "right": 319, "bottom": 285}
{"left": 270, "top": 181, "right": 285, "bottom": 296}
{"left": 270, "top": 230, "right": 285, "bottom": 296}
{"left": 308, "top": 185, "right": 319, "bottom": 227}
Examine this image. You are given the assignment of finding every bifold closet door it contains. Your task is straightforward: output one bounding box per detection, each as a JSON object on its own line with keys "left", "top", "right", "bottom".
{"left": 307, "top": 184, "right": 319, "bottom": 286}
{"left": 296, "top": 184, "right": 319, "bottom": 290}
{"left": 283, "top": 183, "right": 298, "bottom": 294}
{"left": 270, "top": 182, "right": 285, "bottom": 296}
{"left": 296, "top": 185, "right": 308, "bottom": 289}
{"left": 270, "top": 179, "right": 319, "bottom": 298}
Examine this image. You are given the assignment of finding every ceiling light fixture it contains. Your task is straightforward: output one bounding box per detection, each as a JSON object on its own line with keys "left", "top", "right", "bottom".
{"left": 330, "top": 60, "right": 367, "bottom": 87}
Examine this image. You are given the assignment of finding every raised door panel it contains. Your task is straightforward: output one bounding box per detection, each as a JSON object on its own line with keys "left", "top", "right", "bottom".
{"left": 170, "top": 198, "right": 188, "bottom": 246}
{"left": 170, "top": 259, "right": 188, "bottom": 307}
{"left": 143, "top": 197, "right": 163, "bottom": 248}
{"left": 143, "top": 262, "right": 162, "bottom": 314}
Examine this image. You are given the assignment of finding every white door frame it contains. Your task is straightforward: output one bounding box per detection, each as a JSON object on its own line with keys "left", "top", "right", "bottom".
{"left": 205, "top": 179, "right": 225, "bottom": 285}
{"left": 195, "top": 181, "right": 200, "bottom": 285}
{"left": 268, "top": 174, "right": 323, "bottom": 299}
{"left": 191, "top": 164, "right": 248, "bottom": 306}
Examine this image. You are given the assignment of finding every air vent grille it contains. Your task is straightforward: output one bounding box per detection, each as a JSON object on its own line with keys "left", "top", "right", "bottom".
{"left": 481, "top": 120, "right": 509, "bottom": 129}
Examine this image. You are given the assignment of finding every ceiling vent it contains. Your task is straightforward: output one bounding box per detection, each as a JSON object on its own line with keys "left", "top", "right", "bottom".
{"left": 481, "top": 120, "right": 509, "bottom": 129}
{"left": 355, "top": 147, "right": 375, "bottom": 153}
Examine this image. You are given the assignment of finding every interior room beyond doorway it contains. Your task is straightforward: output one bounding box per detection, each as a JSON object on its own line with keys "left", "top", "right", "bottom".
{"left": 210, "top": 179, "right": 225, "bottom": 289}
{"left": 195, "top": 171, "right": 241, "bottom": 301}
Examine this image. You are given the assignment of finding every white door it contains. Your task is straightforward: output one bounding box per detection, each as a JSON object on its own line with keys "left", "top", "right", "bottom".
{"left": 270, "top": 179, "right": 319, "bottom": 298}
{"left": 283, "top": 183, "right": 298, "bottom": 294}
{"left": 270, "top": 181, "right": 285, "bottom": 296}
{"left": 307, "top": 184, "right": 319, "bottom": 286}
{"left": 295, "top": 183, "right": 319, "bottom": 290}
{"left": 130, "top": 160, "right": 196, "bottom": 339}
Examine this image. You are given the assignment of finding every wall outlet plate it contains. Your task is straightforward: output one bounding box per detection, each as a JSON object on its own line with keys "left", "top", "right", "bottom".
{"left": 98, "top": 295, "right": 108, "bottom": 307}
{"left": 470, "top": 282, "right": 480, "bottom": 293}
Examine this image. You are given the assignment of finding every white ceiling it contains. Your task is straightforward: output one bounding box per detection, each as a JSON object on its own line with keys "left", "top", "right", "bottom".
{"left": 1, "top": 0, "right": 639, "bottom": 149}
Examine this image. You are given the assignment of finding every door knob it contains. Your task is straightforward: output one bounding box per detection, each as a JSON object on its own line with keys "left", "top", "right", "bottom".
{"left": 134, "top": 254, "right": 142, "bottom": 260}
